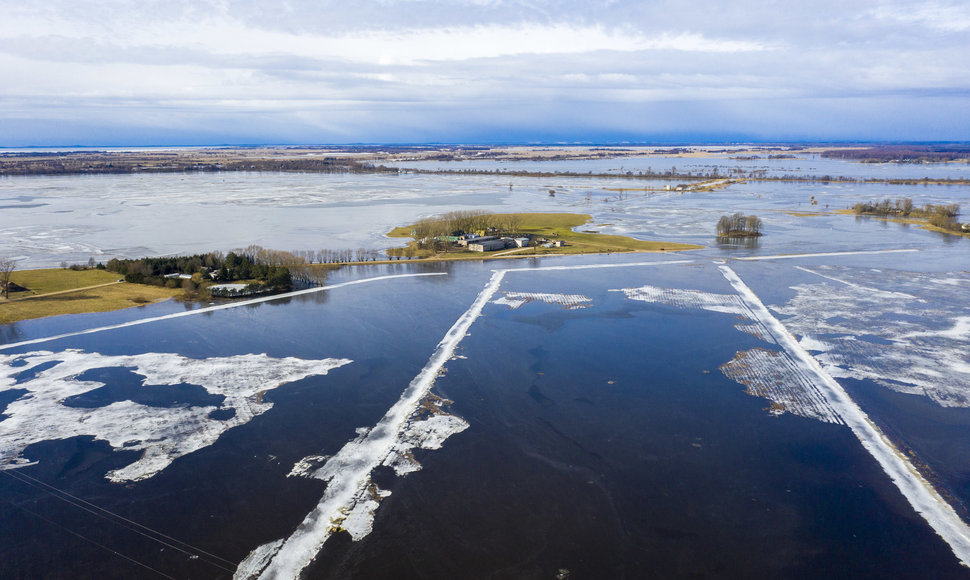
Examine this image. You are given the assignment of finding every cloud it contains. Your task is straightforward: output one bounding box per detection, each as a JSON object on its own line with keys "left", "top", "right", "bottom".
{"left": 867, "top": 1, "right": 970, "bottom": 32}
{"left": 0, "top": 1, "right": 967, "bottom": 143}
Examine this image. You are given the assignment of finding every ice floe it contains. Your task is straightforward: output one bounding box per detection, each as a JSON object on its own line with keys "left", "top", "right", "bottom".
{"left": 493, "top": 291, "right": 592, "bottom": 310}
{"left": 0, "top": 350, "right": 351, "bottom": 482}
{"left": 773, "top": 266, "right": 970, "bottom": 408}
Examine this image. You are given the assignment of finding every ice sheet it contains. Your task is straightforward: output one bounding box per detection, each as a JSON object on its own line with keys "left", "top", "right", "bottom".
{"left": 773, "top": 267, "right": 970, "bottom": 408}
{"left": 0, "top": 350, "right": 351, "bottom": 482}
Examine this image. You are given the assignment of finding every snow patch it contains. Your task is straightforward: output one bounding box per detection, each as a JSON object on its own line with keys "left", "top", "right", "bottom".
{"left": 288, "top": 455, "right": 329, "bottom": 478}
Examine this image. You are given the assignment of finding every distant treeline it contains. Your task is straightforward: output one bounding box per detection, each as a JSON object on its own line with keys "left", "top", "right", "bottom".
{"left": 823, "top": 145, "right": 970, "bottom": 163}
{"left": 4, "top": 150, "right": 970, "bottom": 184}
{"left": 852, "top": 198, "right": 964, "bottom": 232}
{"left": 399, "top": 167, "right": 970, "bottom": 185}
{"left": 0, "top": 153, "right": 395, "bottom": 176}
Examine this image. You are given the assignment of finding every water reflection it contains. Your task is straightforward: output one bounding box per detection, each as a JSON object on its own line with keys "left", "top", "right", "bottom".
{"left": 715, "top": 236, "right": 761, "bottom": 250}
{"left": 0, "top": 322, "right": 22, "bottom": 346}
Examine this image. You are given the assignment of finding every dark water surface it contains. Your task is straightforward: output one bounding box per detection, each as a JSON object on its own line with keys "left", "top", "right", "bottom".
{"left": 1, "top": 258, "right": 968, "bottom": 579}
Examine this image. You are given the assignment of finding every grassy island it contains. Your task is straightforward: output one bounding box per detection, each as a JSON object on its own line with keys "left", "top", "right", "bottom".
{"left": 386, "top": 212, "right": 701, "bottom": 259}
{"left": 843, "top": 198, "right": 969, "bottom": 238}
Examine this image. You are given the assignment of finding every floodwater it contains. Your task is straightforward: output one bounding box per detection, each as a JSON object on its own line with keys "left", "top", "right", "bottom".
{"left": 2, "top": 155, "right": 969, "bottom": 269}
{"left": 2, "top": 154, "right": 970, "bottom": 578}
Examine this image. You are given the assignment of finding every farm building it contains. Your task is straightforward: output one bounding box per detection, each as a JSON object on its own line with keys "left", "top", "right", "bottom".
{"left": 468, "top": 239, "right": 507, "bottom": 252}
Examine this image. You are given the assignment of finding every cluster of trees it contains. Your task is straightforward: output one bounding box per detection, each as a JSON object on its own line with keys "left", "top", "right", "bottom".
{"left": 716, "top": 213, "right": 763, "bottom": 237}
{"left": 106, "top": 248, "right": 292, "bottom": 292}
{"left": 59, "top": 257, "right": 105, "bottom": 270}
{"left": 852, "top": 198, "right": 963, "bottom": 231}
{"left": 410, "top": 211, "right": 523, "bottom": 251}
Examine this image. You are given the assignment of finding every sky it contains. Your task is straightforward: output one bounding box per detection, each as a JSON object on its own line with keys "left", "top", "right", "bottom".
{"left": 1, "top": 0, "right": 968, "bottom": 145}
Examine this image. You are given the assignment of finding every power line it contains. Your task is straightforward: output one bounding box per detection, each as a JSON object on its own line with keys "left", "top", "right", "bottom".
{"left": 7, "top": 500, "right": 178, "bottom": 580}
{"left": 1, "top": 469, "right": 237, "bottom": 573}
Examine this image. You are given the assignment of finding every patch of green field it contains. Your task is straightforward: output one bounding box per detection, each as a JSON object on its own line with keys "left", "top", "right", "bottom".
{"left": 9, "top": 268, "right": 121, "bottom": 295}
{"left": 1, "top": 269, "right": 179, "bottom": 324}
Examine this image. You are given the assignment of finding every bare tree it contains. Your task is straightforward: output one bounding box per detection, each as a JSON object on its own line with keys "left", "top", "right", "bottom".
{"left": 0, "top": 258, "right": 17, "bottom": 299}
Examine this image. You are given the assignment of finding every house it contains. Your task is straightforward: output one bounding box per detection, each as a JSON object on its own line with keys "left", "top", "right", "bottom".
{"left": 514, "top": 237, "right": 530, "bottom": 248}
{"left": 468, "top": 239, "right": 507, "bottom": 252}
{"left": 458, "top": 235, "right": 499, "bottom": 247}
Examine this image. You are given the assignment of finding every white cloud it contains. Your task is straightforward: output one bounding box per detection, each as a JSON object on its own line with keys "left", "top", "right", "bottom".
{"left": 0, "top": 1, "right": 967, "bottom": 143}
{"left": 868, "top": 1, "right": 970, "bottom": 32}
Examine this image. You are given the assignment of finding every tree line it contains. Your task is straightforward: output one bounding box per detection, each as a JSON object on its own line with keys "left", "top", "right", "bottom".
{"left": 822, "top": 145, "right": 970, "bottom": 163}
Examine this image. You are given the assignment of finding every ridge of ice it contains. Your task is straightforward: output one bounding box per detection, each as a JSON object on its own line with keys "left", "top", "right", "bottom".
{"left": 235, "top": 271, "right": 504, "bottom": 579}
{"left": 720, "top": 265, "right": 970, "bottom": 568}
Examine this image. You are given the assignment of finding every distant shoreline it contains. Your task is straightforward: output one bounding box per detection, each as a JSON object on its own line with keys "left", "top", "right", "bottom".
{"left": 2, "top": 145, "right": 968, "bottom": 184}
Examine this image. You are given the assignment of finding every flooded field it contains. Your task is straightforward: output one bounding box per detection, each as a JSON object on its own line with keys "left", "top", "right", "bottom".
{"left": 2, "top": 153, "right": 970, "bottom": 577}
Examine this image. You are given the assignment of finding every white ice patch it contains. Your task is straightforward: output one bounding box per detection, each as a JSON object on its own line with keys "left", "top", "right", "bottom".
{"left": 614, "top": 284, "right": 746, "bottom": 314}
{"left": 774, "top": 267, "right": 970, "bottom": 408}
{"left": 798, "top": 334, "right": 830, "bottom": 352}
{"left": 493, "top": 291, "right": 592, "bottom": 310}
{"left": 720, "top": 348, "right": 841, "bottom": 423}
{"left": 287, "top": 455, "right": 330, "bottom": 478}
{"left": 0, "top": 350, "right": 351, "bottom": 482}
